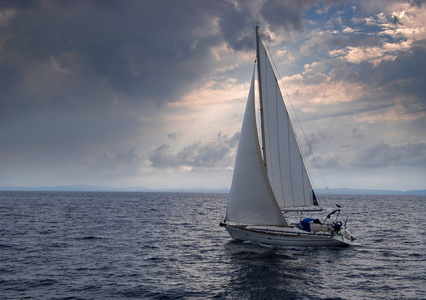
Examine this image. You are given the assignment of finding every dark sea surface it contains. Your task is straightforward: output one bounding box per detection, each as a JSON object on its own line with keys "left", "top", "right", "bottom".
{"left": 0, "top": 192, "right": 425, "bottom": 299}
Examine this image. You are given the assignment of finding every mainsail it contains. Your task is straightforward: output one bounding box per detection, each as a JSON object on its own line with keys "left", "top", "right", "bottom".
{"left": 257, "top": 31, "right": 318, "bottom": 210}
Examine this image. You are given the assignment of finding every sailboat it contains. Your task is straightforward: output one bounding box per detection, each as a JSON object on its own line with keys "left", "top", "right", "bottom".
{"left": 220, "top": 26, "right": 356, "bottom": 247}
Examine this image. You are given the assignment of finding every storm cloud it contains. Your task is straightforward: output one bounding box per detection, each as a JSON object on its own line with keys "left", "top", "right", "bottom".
{"left": 1, "top": 0, "right": 425, "bottom": 190}
{"left": 354, "top": 142, "right": 426, "bottom": 168}
{"left": 0, "top": 0, "right": 311, "bottom": 109}
{"left": 150, "top": 131, "right": 239, "bottom": 169}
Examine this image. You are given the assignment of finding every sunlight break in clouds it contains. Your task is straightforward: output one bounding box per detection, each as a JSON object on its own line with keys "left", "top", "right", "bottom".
{"left": 172, "top": 78, "right": 249, "bottom": 109}
{"left": 283, "top": 73, "right": 364, "bottom": 108}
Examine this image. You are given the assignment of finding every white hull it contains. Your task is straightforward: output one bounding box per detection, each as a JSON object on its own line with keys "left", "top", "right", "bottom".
{"left": 224, "top": 224, "right": 353, "bottom": 247}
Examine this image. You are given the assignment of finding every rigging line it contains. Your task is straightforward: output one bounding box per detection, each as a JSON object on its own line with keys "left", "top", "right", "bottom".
{"left": 259, "top": 33, "right": 329, "bottom": 193}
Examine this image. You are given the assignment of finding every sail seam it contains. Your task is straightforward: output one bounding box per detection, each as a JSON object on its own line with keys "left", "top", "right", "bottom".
{"left": 275, "top": 77, "right": 286, "bottom": 209}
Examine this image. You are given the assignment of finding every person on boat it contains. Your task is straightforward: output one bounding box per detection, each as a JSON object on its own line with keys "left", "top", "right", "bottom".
{"left": 332, "top": 220, "right": 342, "bottom": 233}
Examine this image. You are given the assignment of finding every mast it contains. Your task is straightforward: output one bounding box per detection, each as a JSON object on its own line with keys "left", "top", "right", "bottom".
{"left": 255, "top": 25, "right": 267, "bottom": 169}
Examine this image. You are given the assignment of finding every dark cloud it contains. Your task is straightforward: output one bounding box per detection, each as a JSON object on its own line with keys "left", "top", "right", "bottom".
{"left": 0, "top": 0, "right": 316, "bottom": 157}
{"left": 167, "top": 133, "right": 181, "bottom": 140}
{"left": 261, "top": 0, "right": 314, "bottom": 33}
{"left": 2, "top": 0, "right": 323, "bottom": 98}
{"left": 150, "top": 131, "right": 239, "bottom": 169}
{"left": 216, "top": 1, "right": 254, "bottom": 51}
{"left": 307, "top": 130, "right": 328, "bottom": 149}
{"left": 351, "top": 127, "right": 366, "bottom": 139}
{"left": 0, "top": 0, "right": 39, "bottom": 9}
{"left": 309, "top": 153, "right": 341, "bottom": 169}
{"left": 300, "top": 130, "right": 328, "bottom": 158}
{"left": 7, "top": 1, "right": 408, "bottom": 188}
{"left": 354, "top": 141, "right": 426, "bottom": 167}
{"left": 0, "top": 0, "right": 316, "bottom": 113}
{"left": 92, "top": 147, "right": 143, "bottom": 175}
{"left": 350, "top": 39, "right": 426, "bottom": 117}
{"left": 3, "top": 1, "right": 216, "bottom": 102}
{"left": 377, "top": 40, "right": 426, "bottom": 104}
{"left": 409, "top": 0, "right": 426, "bottom": 7}
{"left": 0, "top": 63, "right": 22, "bottom": 94}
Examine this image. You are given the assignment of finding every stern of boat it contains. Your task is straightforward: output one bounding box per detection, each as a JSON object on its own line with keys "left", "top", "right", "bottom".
{"left": 331, "top": 227, "right": 356, "bottom": 246}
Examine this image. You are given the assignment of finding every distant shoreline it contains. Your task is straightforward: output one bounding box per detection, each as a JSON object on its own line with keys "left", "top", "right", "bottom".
{"left": 0, "top": 186, "right": 425, "bottom": 195}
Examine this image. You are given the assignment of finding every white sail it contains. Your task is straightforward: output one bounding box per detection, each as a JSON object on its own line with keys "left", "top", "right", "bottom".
{"left": 222, "top": 27, "right": 355, "bottom": 247}
{"left": 257, "top": 35, "right": 317, "bottom": 209}
{"left": 226, "top": 70, "right": 287, "bottom": 226}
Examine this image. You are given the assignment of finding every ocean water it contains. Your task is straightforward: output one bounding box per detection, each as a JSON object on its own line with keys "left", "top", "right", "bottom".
{"left": 0, "top": 192, "right": 425, "bottom": 299}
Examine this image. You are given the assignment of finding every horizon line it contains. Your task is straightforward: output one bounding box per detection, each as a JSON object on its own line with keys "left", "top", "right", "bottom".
{"left": 0, "top": 185, "right": 425, "bottom": 195}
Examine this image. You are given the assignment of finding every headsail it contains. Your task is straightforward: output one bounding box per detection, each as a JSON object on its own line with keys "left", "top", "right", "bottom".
{"left": 257, "top": 31, "right": 318, "bottom": 209}
{"left": 226, "top": 70, "right": 287, "bottom": 226}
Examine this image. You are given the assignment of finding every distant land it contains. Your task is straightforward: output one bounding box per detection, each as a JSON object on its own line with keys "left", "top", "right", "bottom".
{"left": 314, "top": 188, "right": 426, "bottom": 195}
{"left": 0, "top": 185, "right": 229, "bottom": 193}
{"left": 0, "top": 185, "right": 425, "bottom": 195}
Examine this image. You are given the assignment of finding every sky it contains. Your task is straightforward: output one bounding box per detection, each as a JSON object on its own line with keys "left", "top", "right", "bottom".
{"left": 0, "top": 0, "right": 425, "bottom": 191}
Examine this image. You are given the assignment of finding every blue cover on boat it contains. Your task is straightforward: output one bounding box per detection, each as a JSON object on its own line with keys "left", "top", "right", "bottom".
{"left": 300, "top": 218, "right": 316, "bottom": 232}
